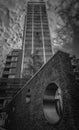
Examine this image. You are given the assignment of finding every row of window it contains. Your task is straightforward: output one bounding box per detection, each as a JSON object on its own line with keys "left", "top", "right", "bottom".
{"left": 26, "top": 34, "right": 32, "bottom": 36}
{"left": 34, "top": 13, "right": 40, "bottom": 15}
{"left": 42, "top": 15, "right": 47, "bottom": 17}
{"left": 45, "top": 49, "right": 52, "bottom": 54}
{"left": 24, "top": 50, "right": 31, "bottom": 55}
{"left": 34, "top": 48, "right": 43, "bottom": 51}
{"left": 26, "top": 19, "right": 32, "bottom": 21}
{"left": 6, "top": 57, "right": 18, "bottom": 63}
{"left": 34, "top": 38, "right": 42, "bottom": 42}
{"left": 25, "top": 32, "right": 32, "bottom": 35}
{"left": 25, "top": 39, "right": 32, "bottom": 42}
{"left": 9, "top": 51, "right": 19, "bottom": 56}
{"left": 34, "top": 18, "right": 41, "bottom": 21}
{"left": 43, "top": 25, "right": 49, "bottom": 28}
{"left": 33, "top": 23, "right": 41, "bottom": 25}
{"left": 6, "top": 62, "right": 17, "bottom": 68}
{"left": 27, "top": 16, "right": 32, "bottom": 19}
{"left": 43, "top": 32, "right": 50, "bottom": 35}
{"left": 34, "top": 27, "right": 41, "bottom": 29}
{"left": 43, "top": 29, "right": 49, "bottom": 32}
{"left": 34, "top": 14, "right": 40, "bottom": 17}
{"left": 34, "top": 44, "right": 43, "bottom": 48}
{"left": 34, "top": 28, "right": 41, "bottom": 30}
{"left": 42, "top": 22, "right": 48, "bottom": 25}
{"left": 44, "top": 27, "right": 50, "bottom": 31}
{"left": 44, "top": 39, "right": 51, "bottom": 42}
{"left": 42, "top": 18, "right": 47, "bottom": 21}
{"left": 34, "top": 22, "right": 41, "bottom": 24}
{"left": 25, "top": 35, "right": 50, "bottom": 39}
{"left": 25, "top": 37, "right": 50, "bottom": 42}
{"left": 26, "top": 22, "right": 32, "bottom": 25}
{"left": 26, "top": 29, "right": 41, "bottom": 32}
{"left": 27, "top": 5, "right": 45, "bottom": 9}
{"left": 43, "top": 31, "right": 49, "bottom": 34}
{"left": 26, "top": 28, "right": 42, "bottom": 32}
{"left": 26, "top": 27, "right": 32, "bottom": 30}
{"left": 45, "top": 46, "right": 52, "bottom": 51}
{"left": 25, "top": 44, "right": 32, "bottom": 49}
{"left": 42, "top": 19, "right": 48, "bottom": 22}
{"left": 26, "top": 23, "right": 32, "bottom": 25}
{"left": 27, "top": 17, "right": 32, "bottom": 20}
{"left": 34, "top": 9, "right": 40, "bottom": 11}
{"left": 27, "top": 13, "right": 34, "bottom": 15}
{"left": 25, "top": 36, "right": 32, "bottom": 39}
{"left": 2, "top": 68, "right": 16, "bottom": 78}
{"left": 2, "top": 75, "right": 15, "bottom": 78}
{"left": 27, "top": 17, "right": 32, "bottom": 19}
{"left": 27, "top": 14, "right": 32, "bottom": 17}
{"left": 27, "top": 9, "right": 33, "bottom": 11}
{"left": 43, "top": 35, "right": 50, "bottom": 38}
{"left": 2, "top": 51, "right": 19, "bottom": 78}
{"left": 26, "top": 26, "right": 32, "bottom": 29}
{"left": 34, "top": 21, "right": 41, "bottom": 23}
{"left": 27, "top": 22, "right": 32, "bottom": 24}
{"left": 27, "top": 19, "right": 32, "bottom": 21}
{"left": 33, "top": 21, "right": 41, "bottom": 23}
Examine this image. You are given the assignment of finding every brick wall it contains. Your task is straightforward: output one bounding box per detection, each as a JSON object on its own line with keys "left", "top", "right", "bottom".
{"left": 5, "top": 51, "right": 78, "bottom": 130}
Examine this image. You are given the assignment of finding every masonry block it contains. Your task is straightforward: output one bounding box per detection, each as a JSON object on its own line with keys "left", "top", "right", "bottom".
{"left": 5, "top": 51, "right": 78, "bottom": 130}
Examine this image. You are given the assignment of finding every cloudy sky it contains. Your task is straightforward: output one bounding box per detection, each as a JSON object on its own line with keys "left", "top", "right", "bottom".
{"left": 0, "top": 0, "right": 79, "bottom": 76}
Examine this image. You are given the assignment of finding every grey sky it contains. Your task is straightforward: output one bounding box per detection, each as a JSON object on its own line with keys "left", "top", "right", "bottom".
{"left": 0, "top": 0, "right": 79, "bottom": 58}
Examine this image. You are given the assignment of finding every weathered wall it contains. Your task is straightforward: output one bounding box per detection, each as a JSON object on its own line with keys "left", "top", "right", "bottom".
{"left": 5, "top": 51, "right": 78, "bottom": 130}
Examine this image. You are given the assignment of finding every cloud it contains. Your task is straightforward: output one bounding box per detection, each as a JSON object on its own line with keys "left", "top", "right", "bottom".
{"left": 0, "top": 0, "right": 16, "bottom": 9}
{"left": 0, "top": 0, "right": 79, "bottom": 66}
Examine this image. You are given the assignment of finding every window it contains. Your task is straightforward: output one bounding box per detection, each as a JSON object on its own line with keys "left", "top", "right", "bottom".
{"left": 8, "top": 75, "right": 15, "bottom": 78}
{"left": 11, "top": 57, "right": 18, "bottom": 62}
{"left": 6, "top": 56, "right": 12, "bottom": 62}
{"left": 3, "top": 71, "right": 9, "bottom": 75}
{"left": 26, "top": 89, "right": 31, "bottom": 103}
{"left": 12, "top": 51, "right": 18, "bottom": 56}
{"left": 5, "top": 62, "right": 11, "bottom": 68}
{"left": 9, "top": 68, "right": 16, "bottom": 74}
{"left": 10, "top": 63, "right": 16, "bottom": 68}
{"left": 2, "top": 74, "right": 8, "bottom": 78}
{"left": 4, "top": 68, "right": 9, "bottom": 71}
{"left": 43, "top": 83, "right": 63, "bottom": 125}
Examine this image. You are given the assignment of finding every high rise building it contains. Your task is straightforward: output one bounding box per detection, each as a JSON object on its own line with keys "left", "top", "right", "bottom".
{"left": 0, "top": 1, "right": 53, "bottom": 127}
{"left": 2, "top": 49, "right": 22, "bottom": 79}
{"left": 0, "top": 0, "right": 53, "bottom": 114}
{"left": 0, "top": 50, "right": 22, "bottom": 112}
{"left": 0, "top": 1, "right": 79, "bottom": 130}
{"left": 21, "top": 0, "right": 53, "bottom": 78}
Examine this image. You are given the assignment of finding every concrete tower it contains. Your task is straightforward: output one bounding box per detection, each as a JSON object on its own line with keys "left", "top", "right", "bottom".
{"left": 0, "top": 1, "right": 79, "bottom": 130}
{"left": 21, "top": 0, "right": 53, "bottom": 78}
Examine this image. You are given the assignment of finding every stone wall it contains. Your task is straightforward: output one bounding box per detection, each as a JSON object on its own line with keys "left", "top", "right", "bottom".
{"left": 5, "top": 51, "right": 78, "bottom": 130}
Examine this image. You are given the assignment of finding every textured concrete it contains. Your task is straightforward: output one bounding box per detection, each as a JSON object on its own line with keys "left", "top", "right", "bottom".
{"left": 5, "top": 51, "right": 78, "bottom": 130}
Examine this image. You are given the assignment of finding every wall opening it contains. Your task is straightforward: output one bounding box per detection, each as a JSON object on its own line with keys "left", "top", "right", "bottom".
{"left": 43, "top": 83, "right": 63, "bottom": 125}
{"left": 26, "top": 89, "right": 31, "bottom": 104}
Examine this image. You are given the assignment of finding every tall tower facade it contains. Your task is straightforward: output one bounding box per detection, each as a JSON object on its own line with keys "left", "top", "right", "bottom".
{"left": 21, "top": 1, "right": 53, "bottom": 78}
{"left": 1, "top": 1, "right": 79, "bottom": 130}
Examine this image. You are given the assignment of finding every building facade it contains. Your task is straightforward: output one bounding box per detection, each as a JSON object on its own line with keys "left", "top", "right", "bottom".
{"left": 5, "top": 51, "right": 79, "bottom": 130}
{"left": 21, "top": 0, "right": 53, "bottom": 78}
{"left": 0, "top": 1, "right": 53, "bottom": 128}
{"left": 2, "top": 49, "right": 22, "bottom": 79}
{"left": 0, "top": 1, "right": 79, "bottom": 130}
{"left": 0, "top": 50, "right": 22, "bottom": 113}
